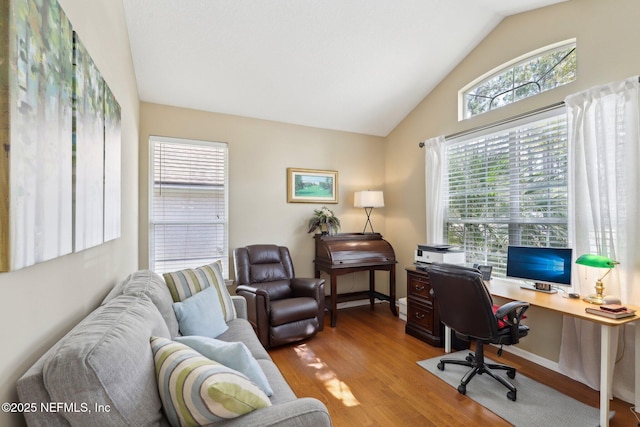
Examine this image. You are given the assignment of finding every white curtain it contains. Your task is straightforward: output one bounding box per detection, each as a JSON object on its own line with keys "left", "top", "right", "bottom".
{"left": 424, "top": 136, "right": 445, "bottom": 243}
{"left": 559, "top": 76, "right": 640, "bottom": 402}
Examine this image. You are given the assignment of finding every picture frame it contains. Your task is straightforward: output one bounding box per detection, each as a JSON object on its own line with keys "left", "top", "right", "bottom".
{"left": 287, "top": 168, "right": 338, "bottom": 203}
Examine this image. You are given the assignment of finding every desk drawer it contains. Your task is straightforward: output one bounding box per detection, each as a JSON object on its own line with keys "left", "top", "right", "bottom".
{"left": 407, "top": 299, "right": 435, "bottom": 333}
{"left": 407, "top": 272, "right": 432, "bottom": 300}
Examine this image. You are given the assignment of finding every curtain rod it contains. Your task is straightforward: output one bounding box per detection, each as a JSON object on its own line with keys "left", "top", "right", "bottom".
{"left": 418, "top": 101, "right": 565, "bottom": 148}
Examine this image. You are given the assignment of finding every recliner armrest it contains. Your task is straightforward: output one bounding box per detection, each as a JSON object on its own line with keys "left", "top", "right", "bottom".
{"left": 290, "top": 277, "right": 325, "bottom": 298}
{"left": 236, "top": 284, "right": 270, "bottom": 298}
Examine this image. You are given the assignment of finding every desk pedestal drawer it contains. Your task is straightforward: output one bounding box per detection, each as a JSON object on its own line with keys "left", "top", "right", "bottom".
{"left": 405, "top": 298, "right": 442, "bottom": 346}
{"left": 405, "top": 268, "right": 442, "bottom": 347}
{"left": 407, "top": 300, "right": 434, "bottom": 331}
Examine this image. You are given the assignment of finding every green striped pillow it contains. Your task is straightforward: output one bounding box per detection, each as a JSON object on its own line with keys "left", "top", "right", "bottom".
{"left": 150, "top": 336, "right": 271, "bottom": 427}
{"left": 163, "top": 261, "right": 236, "bottom": 321}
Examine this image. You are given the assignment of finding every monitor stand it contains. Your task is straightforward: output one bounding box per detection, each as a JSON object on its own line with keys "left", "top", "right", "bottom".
{"left": 519, "top": 282, "right": 558, "bottom": 294}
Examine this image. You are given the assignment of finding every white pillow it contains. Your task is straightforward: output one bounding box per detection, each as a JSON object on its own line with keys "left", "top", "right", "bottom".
{"left": 175, "top": 335, "right": 273, "bottom": 396}
{"left": 173, "top": 286, "right": 228, "bottom": 338}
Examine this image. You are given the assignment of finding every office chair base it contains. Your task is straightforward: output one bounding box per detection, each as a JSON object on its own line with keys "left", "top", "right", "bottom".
{"left": 437, "top": 345, "right": 518, "bottom": 401}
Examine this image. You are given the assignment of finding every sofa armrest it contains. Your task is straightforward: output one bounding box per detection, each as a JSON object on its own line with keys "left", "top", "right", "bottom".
{"left": 214, "top": 397, "right": 331, "bottom": 426}
{"left": 231, "top": 295, "right": 248, "bottom": 320}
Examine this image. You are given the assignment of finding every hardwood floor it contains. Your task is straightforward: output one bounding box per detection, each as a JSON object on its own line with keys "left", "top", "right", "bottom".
{"left": 268, "top": 304, "right": 637, "bottom": 426}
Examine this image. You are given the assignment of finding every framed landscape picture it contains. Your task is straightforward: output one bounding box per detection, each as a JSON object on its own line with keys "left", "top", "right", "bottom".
{"left": 287, "top": 168, "right": 338, "bottom": 203}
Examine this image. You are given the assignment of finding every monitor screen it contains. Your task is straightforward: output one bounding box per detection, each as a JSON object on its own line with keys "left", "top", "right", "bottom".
{"left": 506, "top": 246, "right": 573, "bottom": 286}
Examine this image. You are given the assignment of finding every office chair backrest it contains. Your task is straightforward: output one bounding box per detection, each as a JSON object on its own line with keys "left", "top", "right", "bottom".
{"left": 427, "top": 263, "right": 498, "bottom": 341}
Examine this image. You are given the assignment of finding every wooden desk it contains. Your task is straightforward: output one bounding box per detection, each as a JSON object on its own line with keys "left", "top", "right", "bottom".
{"left": 313, "top": 233, "right": 397, "bottom": 327}
{"left": 444, "top": 279, "right": 640, "bottom": 427}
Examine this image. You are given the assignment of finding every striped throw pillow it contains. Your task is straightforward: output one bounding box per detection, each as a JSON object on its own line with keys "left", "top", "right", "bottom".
{"left": 163, "top": 261, "right": 236, "bottom": 321}
{"left": 150, "top": 336, "right": 271, "bottom": 427}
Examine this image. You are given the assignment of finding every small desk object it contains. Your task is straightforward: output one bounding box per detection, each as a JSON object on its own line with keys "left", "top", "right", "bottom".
{"left": 443, "top": 279, "right": 640, "bottom": 427}
{"left": 314, "top": 233, "right": 397, "bottom": 327}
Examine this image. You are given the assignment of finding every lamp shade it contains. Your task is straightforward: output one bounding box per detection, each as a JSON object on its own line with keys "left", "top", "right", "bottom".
{"left": 575, "top": 254, "right": 617, "bottom": 268}
{"left": 354, "top": 191, "right": 384, "bottom": 208}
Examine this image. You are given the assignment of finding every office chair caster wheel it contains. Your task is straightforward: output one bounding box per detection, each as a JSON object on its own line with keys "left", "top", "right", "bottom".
{"left": 507, "top": 369, "right": 516, "bottom": 379}
{"left": 457, "top": 384, "right": 466, "bottom": 395}
{"left": 465, "top": 354, "right": 474, "bottom": 363}
{"left": 507, "top": 390, "right": 517, "bottom": 401}
{"left": 437, "top": 362, "right": 445, "bottom": 371}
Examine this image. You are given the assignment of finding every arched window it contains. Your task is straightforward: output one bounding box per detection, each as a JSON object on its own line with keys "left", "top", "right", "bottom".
{"left": 461, "top": 40, "right": 576, "bottom": 119}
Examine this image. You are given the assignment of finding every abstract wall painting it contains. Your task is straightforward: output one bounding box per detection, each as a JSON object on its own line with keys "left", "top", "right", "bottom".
{"left": 1, "top": 0, "right": 74, "bottom": 271}
{"left": 0, "top": 0, "right": 121, "bottom": 271}
{"left": 103, "top": 84, "right": 121, "bottom": 242}
{"left": 73, "top": 32, "right": 105, "bottom": 252}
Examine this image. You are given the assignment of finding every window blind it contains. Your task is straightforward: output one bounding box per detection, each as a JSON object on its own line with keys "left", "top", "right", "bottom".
{"left": 444, "top": 109, "right": 568, "bottom": 275}
{"left": 149, "top": 136, "right": 229, "bottom": 277}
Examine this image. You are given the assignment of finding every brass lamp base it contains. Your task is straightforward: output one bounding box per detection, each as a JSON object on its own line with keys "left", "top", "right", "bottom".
{"left": 583, "top": 278, "right": 605, "bottom": 305}
{"left": 582, "top": 294, "right": 605, "bottom": 305}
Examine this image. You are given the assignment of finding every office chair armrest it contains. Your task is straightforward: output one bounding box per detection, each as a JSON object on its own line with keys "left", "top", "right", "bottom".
{"left": 495, "top": 301, "right": 529, "bottom": 344}
{"left": 495, "top": 301, "right": 529, "bottom": 325}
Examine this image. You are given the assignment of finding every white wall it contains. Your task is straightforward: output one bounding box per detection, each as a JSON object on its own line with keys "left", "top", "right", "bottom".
{"left": 385, "top": 0, "right": 640, "bottom": 361}
{"left": 0, "top": 1, "right": 140, "bottom": 426}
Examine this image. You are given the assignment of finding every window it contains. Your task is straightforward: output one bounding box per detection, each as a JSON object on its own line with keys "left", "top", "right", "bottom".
{"left": 149, "top": 136, "right": 229, "bottom": 277}
{"left": 461, "top": 41, "right": 576, "bottom": 119}
{"left": 444, "top": 109, "right": 568, "bottom": 276}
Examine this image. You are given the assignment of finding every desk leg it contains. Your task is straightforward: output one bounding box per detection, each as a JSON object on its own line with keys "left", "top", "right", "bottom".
{"left": 600, "top": 325, "right": 613, "bottom": 427}
{"left": 369, "top": 270, "right": 375, "bottom": 309}
{"left": 444, "top": 326, "right": 452, "bottom": 353}
{"left": 330, "top": 273, "right": 338, "bottom": 327}
{"left": 636, "top": 322, "right": 640, "bottom": 419}
{"left": 389, "top": 265, "right": 397, "bottom": 316}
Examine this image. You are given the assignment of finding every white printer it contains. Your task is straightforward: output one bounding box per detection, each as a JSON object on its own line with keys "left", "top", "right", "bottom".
{"left": 414, "top": 244, "right": 465, "bottom": 265}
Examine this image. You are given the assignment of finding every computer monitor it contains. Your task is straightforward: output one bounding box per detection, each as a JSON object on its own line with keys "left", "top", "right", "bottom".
{"left": 506, "top": 246, "right": 573, "bottom": 291}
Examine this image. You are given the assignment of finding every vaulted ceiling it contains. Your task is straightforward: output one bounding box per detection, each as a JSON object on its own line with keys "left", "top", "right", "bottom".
{"left": 122, "top": 0, "right": 566, "bottom": 136}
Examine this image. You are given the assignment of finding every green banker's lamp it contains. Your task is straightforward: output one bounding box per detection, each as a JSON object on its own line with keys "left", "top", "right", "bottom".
{"left": 575, "top": 254, "right": 619, "bottom": 305}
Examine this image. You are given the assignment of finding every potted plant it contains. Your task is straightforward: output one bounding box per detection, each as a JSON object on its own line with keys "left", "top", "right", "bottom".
{"left": 307, "top": 206, "right": 341, "bottom": 235}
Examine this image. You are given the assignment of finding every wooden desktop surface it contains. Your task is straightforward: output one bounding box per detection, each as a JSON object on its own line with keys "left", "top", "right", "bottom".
{"left": 487, "top": 279, "right": 640, "bottom": 326}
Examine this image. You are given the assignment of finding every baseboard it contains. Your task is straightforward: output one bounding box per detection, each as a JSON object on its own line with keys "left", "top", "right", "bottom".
{"left": 495, "top": 344, "right": 561, "bottom": 373}
{"left": 337, "top": 299, "right": 386, "bottom": 309}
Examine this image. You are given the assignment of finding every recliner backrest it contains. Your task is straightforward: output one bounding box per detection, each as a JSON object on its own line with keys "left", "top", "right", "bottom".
{"left": 234, "top": 245, "right": 295, "bottom": 300}
{"left": 427, "top": 263, "right": 498, "bottom": 341}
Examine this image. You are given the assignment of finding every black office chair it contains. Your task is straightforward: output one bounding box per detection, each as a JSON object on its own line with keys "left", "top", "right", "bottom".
{"left": 427, "top": 263, "right": 529, "bottom": 401}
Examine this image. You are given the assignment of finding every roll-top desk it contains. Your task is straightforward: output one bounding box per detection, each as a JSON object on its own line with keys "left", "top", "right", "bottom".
{"left": 314, "top": 233, "right": 397, "bottom": 327}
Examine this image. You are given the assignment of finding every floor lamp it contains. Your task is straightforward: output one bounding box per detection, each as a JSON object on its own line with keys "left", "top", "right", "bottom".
{"left": 354, "top": 190, "right": 384, "bottom": 234}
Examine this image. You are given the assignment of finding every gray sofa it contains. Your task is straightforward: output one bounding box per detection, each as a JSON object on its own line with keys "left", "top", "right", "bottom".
{"left": 16, "top": 270, "right": 331, "bottom": 426}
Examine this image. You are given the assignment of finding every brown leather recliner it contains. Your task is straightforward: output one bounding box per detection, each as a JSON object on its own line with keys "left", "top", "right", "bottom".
{"left": 233, "top": 244, "right": 325, "bottom": 349}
